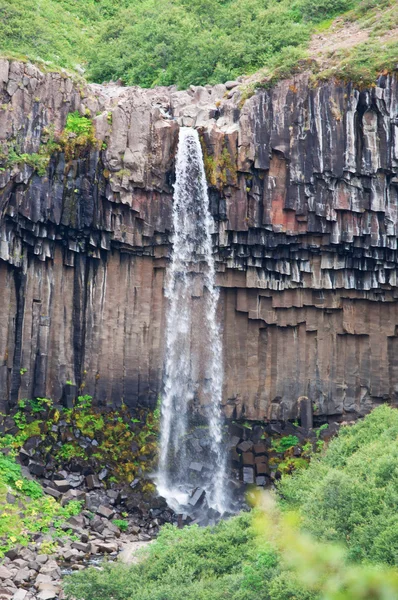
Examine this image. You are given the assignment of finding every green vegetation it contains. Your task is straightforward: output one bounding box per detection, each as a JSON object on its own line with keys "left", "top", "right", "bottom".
{"left": 1, "top": 0, "right": 395, "bottom": 90}
{"left": 60, "top": 111, "right": 97, "bottom": 160}
{"left": 0, "top": 394, "right": 160, "bottom": 484}
{"left": 0, "top": 142, "right": 52, "bottom": 176}
{"left": 0, "top": 453, "right": 81, "bottom": 557}
{"left": 315, "top": 0, "right": 398, "bottom": 86}
{"left": 0, "top": 393, "right": 161, "bottom": 558}
{"left": 278, "top": 404, "right": 398, "bottom": 565}
{"left": 112, "top": 519, "right": 129, "bottom": 532}
{"left": 0, "top": 110, "right": 97, "bottom": 176}
{"left": 65, "top": 513, "right": 270, "bottom": 600}
{"left": 65, "top": 406, "right": 398, "bottom": 600}
{"left": 271, "top": 435, "right": 300, "bottom": 454}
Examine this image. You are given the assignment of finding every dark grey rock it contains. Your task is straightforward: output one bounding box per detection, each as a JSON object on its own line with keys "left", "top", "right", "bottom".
{"left": 237, "top": 441, "right": 253, "bottom": 453}
{"left": 189, "top": 488, "right": 205, "bottom": 507}
{"left": 52, "top": 480, "right": 70, "bottom": 493}
{"left": 42, "top": 487, "right": 61, "bottom": 500}
{"left": 28, "top": 461, "right": 45, "bottom": 477}
{"left": 299, "top": 396, "right": 313, "bottom": 430}
{"left": 98, "top": 468, "right": 108, "bottom": 480}
{"left": 97, "top": 505, "right": 114, "bottom": 519}
{"left": 85, "top": 475, "right": 101, "bottom": 490}
{"left": 71, "top": 542, "right": 90, "bottom": 553}
{"left": 189, "top": 462, "right": 203, "bottom": 472}
{"left": 242, "top": 467, "right": 254, "bottom": 484}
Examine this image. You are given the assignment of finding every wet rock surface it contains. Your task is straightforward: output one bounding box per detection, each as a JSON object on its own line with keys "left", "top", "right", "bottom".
{"left": 1, "top": 60, "right": 398, "bottom": 420}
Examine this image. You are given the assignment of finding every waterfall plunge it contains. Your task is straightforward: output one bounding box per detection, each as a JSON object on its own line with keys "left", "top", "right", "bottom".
{"left": 157, "top": 127, "right": 228, "bottom": 516}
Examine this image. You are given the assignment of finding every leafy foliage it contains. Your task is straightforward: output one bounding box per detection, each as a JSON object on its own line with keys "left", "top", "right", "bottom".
{"left": 0, "top": 453, "right": 82, "bottom": 557}
{"left": 65, "top": 513, "right": 277, "bottom": 600}
{"left": 0, "top": 0, "right": 390, "bottom": 89}
{"left": 0, "top": 453, "right": 42, "bottom": 498}
{"left": 271, "top": 435, "right": 300, "bottom": 454}
{"left": 65, "top": 111, "right": 94, "bottom": 136}
{"left": 112, "top": 519, "right": 129, "bottom": 532}
{"left": 278, "top": 405, "right": 398, "bottom": 564}
{"left": 59, "top": 112, "right": 97, "bottom": 160}
{"left": 0, "top": 394, "right": 160, "bottom": 485}
{"left": 313, "top": 0, "right": 398, "bottom": 86}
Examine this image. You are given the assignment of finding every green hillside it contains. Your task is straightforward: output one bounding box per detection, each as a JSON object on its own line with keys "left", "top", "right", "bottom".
{"left": 0, "top": 0, "right": 396, "bottom": 88}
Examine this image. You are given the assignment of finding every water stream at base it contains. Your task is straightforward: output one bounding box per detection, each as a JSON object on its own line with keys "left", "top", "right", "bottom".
{"left": 157, "top": 127, "right": 229, "bottom": 519}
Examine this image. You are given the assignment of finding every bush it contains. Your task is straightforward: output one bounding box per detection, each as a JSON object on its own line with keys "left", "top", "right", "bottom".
{"left": 112, "top": 519, "right": 129, "bottom": 532}
{"left": 0, "top": 0, "right": 370, "bottom": 89}
{"left": 292, "top": 0, "right": 356, "bottom": 22}
{"left": 0, "top": 453, "right": 42, "bottom": 498}
{"left": 0, "top": 452, "right": 82, "bottom": 557}
{"left": 278, "top": 405, "right": 398, "bottom": 564}
{"left": 65, "top": 513, "right": 270, "bottom": 600}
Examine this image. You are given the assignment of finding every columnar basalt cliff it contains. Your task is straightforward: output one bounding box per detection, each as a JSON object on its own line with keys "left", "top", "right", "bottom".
{"left": 1, "top": 59, "right": 398, "bottom": 421}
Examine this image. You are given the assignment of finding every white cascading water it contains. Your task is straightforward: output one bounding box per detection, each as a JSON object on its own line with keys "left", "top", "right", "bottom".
{"left": 157, "top": 127, "right": 227, "bottom": 515}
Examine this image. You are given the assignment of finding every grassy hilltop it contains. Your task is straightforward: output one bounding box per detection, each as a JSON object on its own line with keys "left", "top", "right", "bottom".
{"left": 0, "top": 0, "right": 397, "bottom": 88}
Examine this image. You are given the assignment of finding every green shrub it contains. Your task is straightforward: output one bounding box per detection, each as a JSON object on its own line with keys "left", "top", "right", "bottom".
{"left": 292, "top": 0, "right": 356, "bottom": 22}
{"left": 278, "top": 405, "right": 398, "bottom": 564}
{"left": 64, "top": 513, "right": 265, "bottom": 600}
{"left": 112, "top": 519, "right": 129, "bottom": 532}
{"left": 64, "top": 112, "right": 93, "bottom": 136}
{"left": 0, "top": 0, "right": 376, "bottom": 90}
{"left": 0, "top": 453, "right": 42, "bottom": 498}
{"left": 272, "top": 435, "right": 300, "bottom": 453}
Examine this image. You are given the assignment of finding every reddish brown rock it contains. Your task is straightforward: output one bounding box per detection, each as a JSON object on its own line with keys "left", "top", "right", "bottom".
{"left": 242, "top": 452, "right": 255, "bottom": 466}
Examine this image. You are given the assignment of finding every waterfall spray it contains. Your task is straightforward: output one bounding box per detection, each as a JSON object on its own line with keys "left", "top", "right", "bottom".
{"left": 157, "top": 127, "right": 228, "bottom": 515}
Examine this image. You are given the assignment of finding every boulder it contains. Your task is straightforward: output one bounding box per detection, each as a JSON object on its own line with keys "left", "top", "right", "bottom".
{"left": 37, "top": 589, "right": 58, "bottom": 600}
{"left": 253, "top": 442, "right": 267, "bottom": 456}
{"left": 34, "top": 575, "right": 53, "bottom": 587}
{"left": 242, "top": 452, "right": 255, "bottom": 466}
{"left": 85, "top": 475, "right": 101, "bottom": 490}
{"left": 13, "top": 569, "right": 30, "bottom": 585}
{"left": 242, "top": 467, "right": 254, "bottom": 484}
{"left": 28, "top": 461, "right": 46, "bottom": 477}
{"left": 38, "top": 561, "right": 61, "bottom": 579}
{"left": 96, "top": 541, "right": 118, "bottom": 554}
{"left": 71, "top": 542, "right": 90, "bottom": 553}
{"left": 90, "top": 517, "right": 106, "bottom": 534}
{"left": 42, "top": 487, "right": 61, "bottom": 500}
{"left": 237, "top": 441, "right": 253, "bottom": 453}
{"left": 52, "top": 479, "right": 71, "bottom": 493}
{"left": 97, "top": 505, "right": 114, "bottom": 519}
{"left": 0, "top": 568, "right": 11, "bottom": 581}
{"left": 255, "top": 460, "right": 270, "bottom": 476}
{"left": 189, "top": 488, "right": 205, "bottom": 507}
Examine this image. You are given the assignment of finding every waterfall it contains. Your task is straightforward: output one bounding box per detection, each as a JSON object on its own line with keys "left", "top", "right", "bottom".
{"left": 157, "top": 127, "right": 228, "bottom": 517}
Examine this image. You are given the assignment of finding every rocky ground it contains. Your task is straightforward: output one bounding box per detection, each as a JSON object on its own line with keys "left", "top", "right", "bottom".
{"left": 0, "top": 468, "right": 173, "bottom": 600}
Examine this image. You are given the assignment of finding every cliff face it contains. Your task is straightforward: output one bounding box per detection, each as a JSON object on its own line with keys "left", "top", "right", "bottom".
{"left": 1, "top": 59, "right": 398, "bottom": 421}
